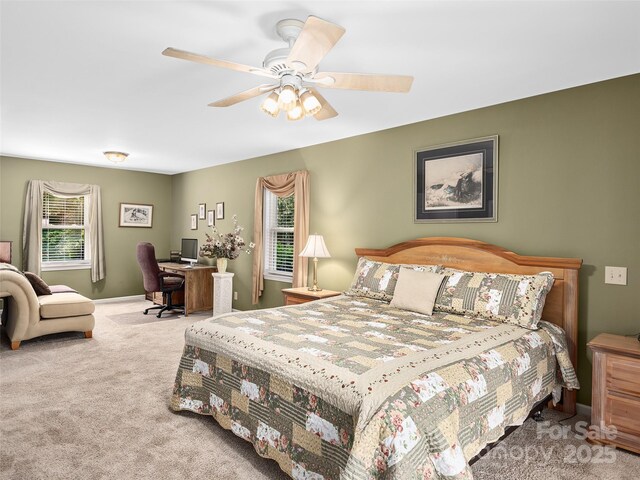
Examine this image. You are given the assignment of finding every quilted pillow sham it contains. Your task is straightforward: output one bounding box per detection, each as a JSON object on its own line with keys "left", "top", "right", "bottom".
{"left": 344, "top": 257, "right": 441, "bottom": 302}
{"left": 434, "top": 270, "right": 555, "bottom": 329}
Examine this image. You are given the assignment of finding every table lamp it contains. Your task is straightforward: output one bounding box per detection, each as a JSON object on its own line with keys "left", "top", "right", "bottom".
{"left": 299, "top": 234, "right": 331, "bottom": 291}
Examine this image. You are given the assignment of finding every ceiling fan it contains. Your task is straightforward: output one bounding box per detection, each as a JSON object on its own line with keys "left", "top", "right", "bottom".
{"left": 162, "top": 16, "right": 413, "bottom": 121}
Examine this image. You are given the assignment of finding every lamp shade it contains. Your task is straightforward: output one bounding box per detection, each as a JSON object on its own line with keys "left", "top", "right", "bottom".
{"left": 299, "top": 234, "right": 331, "bottom": 258}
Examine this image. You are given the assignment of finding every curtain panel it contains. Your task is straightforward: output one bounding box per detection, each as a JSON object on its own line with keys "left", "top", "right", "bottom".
{"left": 251, "top": 171, "right": 309, "bottom": 304}
{"left": 23, "top": 180, "right": 106, "bottom": 283}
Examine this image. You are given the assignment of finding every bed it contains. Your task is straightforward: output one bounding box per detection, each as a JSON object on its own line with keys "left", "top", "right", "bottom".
{"left": 171, "top": 237, "right": 582, "bottom": 479}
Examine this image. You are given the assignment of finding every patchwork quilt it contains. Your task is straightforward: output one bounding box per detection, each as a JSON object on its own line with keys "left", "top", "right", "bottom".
{"left": 171, "top": 295, "right": 578, "bottom": 479}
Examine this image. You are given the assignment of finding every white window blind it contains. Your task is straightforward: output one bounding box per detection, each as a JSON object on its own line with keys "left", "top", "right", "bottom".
{"left": 263, "top": 191, "right": 295, "bottom": 282}
{"left": 42, "top": 191, "right": 90, "bottom": 267}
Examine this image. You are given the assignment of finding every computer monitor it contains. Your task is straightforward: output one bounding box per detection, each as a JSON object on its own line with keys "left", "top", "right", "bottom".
{"left": 180, "top": 238, "right": 198, "bottom": 266}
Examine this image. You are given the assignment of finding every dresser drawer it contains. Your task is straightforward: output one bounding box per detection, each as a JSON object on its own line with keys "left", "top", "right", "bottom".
{"left": 606, "top": 354, "right": 640, "bottom": 396}
{"left": 284, "top": 295, "right": 308, "bottom": 306}
{"left": 605, "top": 393, "right": 640, "bottom": 436}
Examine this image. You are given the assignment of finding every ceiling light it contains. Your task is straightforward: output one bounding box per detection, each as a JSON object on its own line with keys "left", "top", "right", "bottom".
{"left": 279, "top": 85, "right": 297, "bottom": 111}
{"left": 299, "top": 89, "right": 322, "bottom": 115}
{"left": 286, "top": 100, "right": 304, "bottom": 121}
{"left": 260, "top": 92, "right": 280, "bottom": 117}
{"left": 103, "top": 151, "right": 129, "bottom": 163}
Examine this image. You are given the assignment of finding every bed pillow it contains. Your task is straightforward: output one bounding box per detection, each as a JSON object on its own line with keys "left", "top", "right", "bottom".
{"left": 344, "top": 258, "right": 441, "bottom": 302}
{"left": 24, "top": 272, "right": 52, "bottom": 296}
{"left": 390, "top": 268, "right": 445, "bottom": 315}
{"left": 434, "top": 270, "right": 554, "bottom": 329}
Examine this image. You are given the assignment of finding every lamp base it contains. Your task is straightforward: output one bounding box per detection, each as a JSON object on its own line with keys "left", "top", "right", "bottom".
{"left": 307, "top": 285, "right": 323, "bottom": 292}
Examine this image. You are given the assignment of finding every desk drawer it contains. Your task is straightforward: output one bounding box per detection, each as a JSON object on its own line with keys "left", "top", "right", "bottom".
{"left": 162, "top": 268, "right": 183, "bottom": 275}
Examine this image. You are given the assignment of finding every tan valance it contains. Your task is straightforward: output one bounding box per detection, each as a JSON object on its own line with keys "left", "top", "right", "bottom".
{"left": 251, "top": 171, "right": 309, "bottom": 304}
{"left": 23, "top": 180, "right": 105, "bottom": 283}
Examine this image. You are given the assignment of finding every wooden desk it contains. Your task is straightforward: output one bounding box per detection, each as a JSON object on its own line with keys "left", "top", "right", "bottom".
{"left": 146, "top": 263, "right": 216, "bottom": 316}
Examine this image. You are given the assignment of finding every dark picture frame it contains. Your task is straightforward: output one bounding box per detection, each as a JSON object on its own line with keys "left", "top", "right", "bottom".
{"left": 198, "top": 203, "right": 206, "bottom": 220}
{"left": 216, "top": 202, "right": 225, "bottom": 220}
{"left": 414, "top": 135, "right": 498, "bottom": 223}
{"left": 190, "top": 214, "right": 198, "bottom": 230}
{"left": 207, "top": 209, "right": 215, "bottom": 227}
{"left": 119, "top": 203, "right": 153, "bottom": 228}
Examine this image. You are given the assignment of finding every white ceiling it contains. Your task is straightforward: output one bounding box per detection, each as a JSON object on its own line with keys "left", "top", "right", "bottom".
{"left": 1, "top": 1, "right": 639, "bottom": 175}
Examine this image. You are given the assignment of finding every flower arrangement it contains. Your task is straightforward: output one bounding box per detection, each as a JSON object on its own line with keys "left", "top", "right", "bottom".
{"left": 199, "top": 214, "right": 255, "bottom": 260}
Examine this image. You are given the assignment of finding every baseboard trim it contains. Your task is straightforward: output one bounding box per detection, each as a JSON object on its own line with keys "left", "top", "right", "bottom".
{"left": 93, "top": 294, "right": 146, "bottom": 304}
{"left": 576, "top": 402, "right": 592, "bottom": 419}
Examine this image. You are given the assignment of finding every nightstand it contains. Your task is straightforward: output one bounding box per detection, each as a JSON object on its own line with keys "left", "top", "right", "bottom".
{"left": 282, "top": 287, "right": 341, "bottom": 306}
{"left": 588, "top": 333, "right": 640, "bottom": 454}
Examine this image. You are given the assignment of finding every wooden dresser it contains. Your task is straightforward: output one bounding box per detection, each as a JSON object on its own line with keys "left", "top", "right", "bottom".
{"left": 282, "top": 287, "right": 341, "bottom": 306}
{"left": 588, "top": 333, "right": 640, "bottom": 454}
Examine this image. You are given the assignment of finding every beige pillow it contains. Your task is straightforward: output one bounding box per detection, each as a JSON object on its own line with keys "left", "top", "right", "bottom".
{"left": 390, "top": 267, "right": 445, "bottom": 315}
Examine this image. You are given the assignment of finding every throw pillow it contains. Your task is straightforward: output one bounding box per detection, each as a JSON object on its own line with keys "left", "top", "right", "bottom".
{"left": 24, "top": 272, "right": 52, "bottom": 296}
{"left": 390, "top": 268, "right": 445, "bottom": 315}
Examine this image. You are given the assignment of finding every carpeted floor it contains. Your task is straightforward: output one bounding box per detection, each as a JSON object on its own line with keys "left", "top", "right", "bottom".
{"left": 1, "top": 299, "right": 638, "bottom": 479}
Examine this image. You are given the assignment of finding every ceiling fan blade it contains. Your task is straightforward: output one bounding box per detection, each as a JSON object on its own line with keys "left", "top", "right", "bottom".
{"left": 310, "top": 89, "right": 338, "bottom": 121}
{"left": 313, "top": 72, "right": 414, "bottom": 93}
{"left": 162, "top": 47, "right": 276, "bottom": 79}
{"left": 287, "top": 16, "right": 345, "bottom": 73}
{"left": 208, "top": 85, "right": 278, "bottom": 107}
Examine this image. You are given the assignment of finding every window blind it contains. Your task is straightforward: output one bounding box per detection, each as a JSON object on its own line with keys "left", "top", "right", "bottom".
{"left": 264, "top": 191, "right": 295, "bottom": 277}
{"left": 42, "top": 192, "right": 87, "bottom": 262}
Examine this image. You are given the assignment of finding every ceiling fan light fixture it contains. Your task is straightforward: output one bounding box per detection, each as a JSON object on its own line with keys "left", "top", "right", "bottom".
{"left": 286, "top": 100, "right": 304, "bottom": 121}
{"left": 278, "top": 84, "right": 297, "bottom": 111}
{"left": 260, "top": 91, "right": 280, "bottom": 117}
{"left": 299, "top": 89, "right": 322, "bottom": 115}
{"left": 103, "top": 151, "right": 129, "bottom": 163}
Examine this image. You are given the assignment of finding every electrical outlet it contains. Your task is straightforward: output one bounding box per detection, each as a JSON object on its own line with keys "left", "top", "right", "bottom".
{"left": 605, "top": 266, "right": 627, "bottom": 285}
{"left": 233, "top": 291, "right": 238, "bottom": 300}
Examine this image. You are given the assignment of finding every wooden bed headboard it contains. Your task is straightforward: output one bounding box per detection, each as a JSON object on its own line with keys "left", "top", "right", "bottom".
{"left": 355, "top": 237, "right": 583, "bottom": 414}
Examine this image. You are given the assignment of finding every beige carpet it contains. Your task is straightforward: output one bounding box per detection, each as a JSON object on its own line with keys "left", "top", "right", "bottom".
{"left": 1, "top": 299, "right": 638, "bottom": 480}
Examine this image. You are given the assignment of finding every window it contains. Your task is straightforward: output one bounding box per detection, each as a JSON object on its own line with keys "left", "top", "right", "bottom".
{"left": 263, "top": 191, "right": 295, "bottom": 282}
{"left": 41, "top": 191, "right": 90, "bottom": 270}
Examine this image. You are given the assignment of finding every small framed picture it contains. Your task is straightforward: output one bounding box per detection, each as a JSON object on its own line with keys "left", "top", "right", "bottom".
{"left": 216, "top": 202, "right": 225, "bottom": 220}
{"left": 198, "top": 203, "right": 206, "bottom": 219}
{"left": 207, "top": 210, "right": 215, "bottom": 227}
{"left": 119, "top": 203, "right": 153, "bottom": 228}
{"left": 190, "top": 214, "right": 198, "bottom": 230}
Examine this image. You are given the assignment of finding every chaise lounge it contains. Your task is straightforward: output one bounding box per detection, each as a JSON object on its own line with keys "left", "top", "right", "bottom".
{"left": 0, "top": 263, "right": 95, "bottom": 350}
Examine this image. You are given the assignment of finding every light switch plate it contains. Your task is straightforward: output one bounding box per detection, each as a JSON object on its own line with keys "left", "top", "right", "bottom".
{"left": 605, "top": 266, "right": 627, "bottom": 285}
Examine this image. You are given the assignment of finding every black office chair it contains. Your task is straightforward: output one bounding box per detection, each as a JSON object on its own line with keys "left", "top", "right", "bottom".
{"left": 136, "top": 242, "right": 185, "bottom": 318}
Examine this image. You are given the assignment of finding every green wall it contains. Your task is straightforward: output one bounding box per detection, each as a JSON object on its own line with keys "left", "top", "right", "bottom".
{"left": 171, "top": 74, "right": 640, "bottom": 406}
{"left": 2, "top": 75, "right": 638, "bottom": 405}
{"left": 0, "top": 157, "right": 172, "bottom": 299}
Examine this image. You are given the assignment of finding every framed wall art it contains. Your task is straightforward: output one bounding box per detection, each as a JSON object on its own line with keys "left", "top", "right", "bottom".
{"left": 119, "top": 203, "right": 153, "bottom": 228}
{"left": 0, "top": 240, "right": 12, "bottom": 263}
{"left": 190, "top": 214, "right": 198, "bottom": 230}
{"left": 414, "top": 135, "right": 498, "bottom": 223}
{"left": 207, "top": 209, "right": 215, "bottom": 227}
{"left": 216, "top": 202, "right": 225, "bottom": 220}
